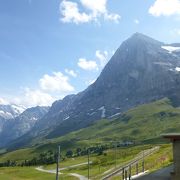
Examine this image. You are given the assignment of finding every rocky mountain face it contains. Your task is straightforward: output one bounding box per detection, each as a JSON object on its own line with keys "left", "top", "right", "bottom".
{"left": 0, "top": 104, "right": 26, "bottom": 133}
{"left": 0, "top": 117, "right": 5, "bottom": 133}
{"left": 0, "top": 104, "right": 25, "bottom": 120}
{"left": 7, "top": 33, "right": 180, "bottom": 149}
{"left": 0, "top": 106, "right": 49, "bottom": 147}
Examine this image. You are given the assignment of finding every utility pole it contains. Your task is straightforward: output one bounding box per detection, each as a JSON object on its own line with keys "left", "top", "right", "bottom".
{"left": 142, "top": 143, "right": 145, "bottom": 172}
{"left": 56, "top": 145, "right": 60, "bottom": 180}
{"left": 88, "top": 148, "right": 90, "bottom": 179}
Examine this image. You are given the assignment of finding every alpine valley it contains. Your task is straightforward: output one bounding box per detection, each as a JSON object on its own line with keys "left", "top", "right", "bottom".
{"left": 0, "top": 33, "right": 180, "bottom": 155}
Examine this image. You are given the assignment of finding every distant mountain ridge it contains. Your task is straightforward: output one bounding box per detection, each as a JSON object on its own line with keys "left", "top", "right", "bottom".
{"left": 0, "top": 104, "right": 26, "bottom": 120}
{"left": 2, "top": 33, "right": 180, "bottom": 150}
{"left": 0, "top": 106, "right": 49, "bottom": 147}
{"left": 0, "top": 104, "right": 26, "bottom": 133}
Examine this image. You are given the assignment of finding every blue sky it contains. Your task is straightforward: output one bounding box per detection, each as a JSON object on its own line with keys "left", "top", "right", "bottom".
{"left": 1, "top": 0, "right": 180, "bottom": 107}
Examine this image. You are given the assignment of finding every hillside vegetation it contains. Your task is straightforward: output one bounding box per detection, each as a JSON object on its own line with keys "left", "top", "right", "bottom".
{"left": 0, "top": 144, "right": 173, "bottom": 180}
{"left": 0, "top": 98, "right": 179, "bottom": 162}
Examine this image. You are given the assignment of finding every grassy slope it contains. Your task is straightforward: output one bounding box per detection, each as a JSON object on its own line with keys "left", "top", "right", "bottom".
{"left": 0, "top": 144, "right": 172, "bottom": 180}
{"left": 0, "top": 98, "right": 180, "bottom": 162}
{"left": 34, "top": 98, "right": 180, "bottom": 152}
{"left": 0, "top": 167, "right": 77, "bottom": 180}
{"left": 61, "top": 144, "right": 172, "bottom": 180}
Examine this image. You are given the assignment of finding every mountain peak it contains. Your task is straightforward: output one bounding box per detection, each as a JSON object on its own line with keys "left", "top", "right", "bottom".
{"left": 127, "top": 32, "right": 162, "bottom": 46}
{"left": 131, "top": 32, "right": 146, "bottom": 37}
{"left": 132, "top": 32, "right": 147, "bottom": 36}
{"left": 131, "top": 32, "right": 153, "bottom": 40}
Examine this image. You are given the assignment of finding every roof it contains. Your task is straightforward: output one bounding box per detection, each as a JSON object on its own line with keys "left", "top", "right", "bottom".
{"left": 162, "top": 133, "right": 180, "bottom": 141}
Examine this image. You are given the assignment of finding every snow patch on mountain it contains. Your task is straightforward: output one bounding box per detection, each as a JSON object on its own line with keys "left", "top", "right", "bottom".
{"left": 175, "top": 67, "right": 180, "bottom": 72}
{"left": 108, "top": 112, "right": 121, "bottom": 119}
{"left": 0, "top": 104, "right": 26, "bottom": 120}
{"left": 0, "top": 110, "right": 13, "bottom": 119}
{"left": 98, "top": 106, "right": 106, "bottom": 118}
{"left": 161, "top": 46, "right": 180, "bottom": 53}
{"left": 63, "top": 116, "right": 70, "bottom": 121}
{"left": 87, "top": 112, "right": 96, "bottom": 116}
{"left": 11, "top": 104, "right": 26, "bottom": 114}
{"left": 153, "top": 62, "right": 172, "bottom": 66}
{"left": 31, "top": 117, "right": 38, "bottom": 121}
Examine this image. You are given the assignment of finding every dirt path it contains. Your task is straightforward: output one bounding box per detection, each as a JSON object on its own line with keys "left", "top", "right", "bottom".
{"left": 70, "top": 173, "right": 88, "bottom": 180}
{"left": 35, "top": 162, "right": 90, "bottom": 180}
{"left": 35, "top": 166, "right": 59, "bottom": 174}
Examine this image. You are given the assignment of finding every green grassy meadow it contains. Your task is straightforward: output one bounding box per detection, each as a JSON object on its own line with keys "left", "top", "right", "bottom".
{"left": 0, "top": 144, "right": 172, "bottom": 180}
{"left": 58, "top": 144, "right": 172, "bottom": 179}
{"left": 0, "top": 167, "right": 78, "bottom": 180}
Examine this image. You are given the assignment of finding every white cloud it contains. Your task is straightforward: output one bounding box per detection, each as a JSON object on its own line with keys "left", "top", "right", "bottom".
{"left": 80, "top": 0, "right": 121, "bottom": 22}
{"left": 24, "top": 88, "right": 54, "bottom": 107}
{"left": 39, "top": 72, "right": 74, "bottom": 93}
{"left": 65, "top": 69, "right": 77, "bottom": 77}
{"left": 134, "top": 19, "right": 140, "bottom": 24}
{"left": 18, "top": 88, "right": 54, "bottom": 107}
{"left": 78, "top": 49, "right": 111, "bottom": 71}
{"left": 60, "top": 0, "right": 92, "bottom": 24}
{"left": 96, "top": 50, "right": 108, "bottom": 67}
{"left": 81, "top": 0, "right": 107, "bottom": 16}
{"left": 104, "top": 13, "right": 121, "bottom": 23}
{"left": 11, "top": 71, "right": 75, "bottom": 107}
{"left": 78, "top": 58, "right": 98, "bottom": 70}
{"left": 3, "top": 71, "right": 76, "bottom": 108}
{"left": 0, "top": 98, "right": 9, "bottom": 105}
{"left": 60, "top": 0, "right": 121, "bottom": 24}
{"left": 149, "top": 0, "right": 180, "bottom": 17}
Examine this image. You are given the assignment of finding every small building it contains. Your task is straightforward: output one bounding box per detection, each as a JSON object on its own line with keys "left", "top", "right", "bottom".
{"left": 163, "top": 133, "right": 180, "bottom": 180}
